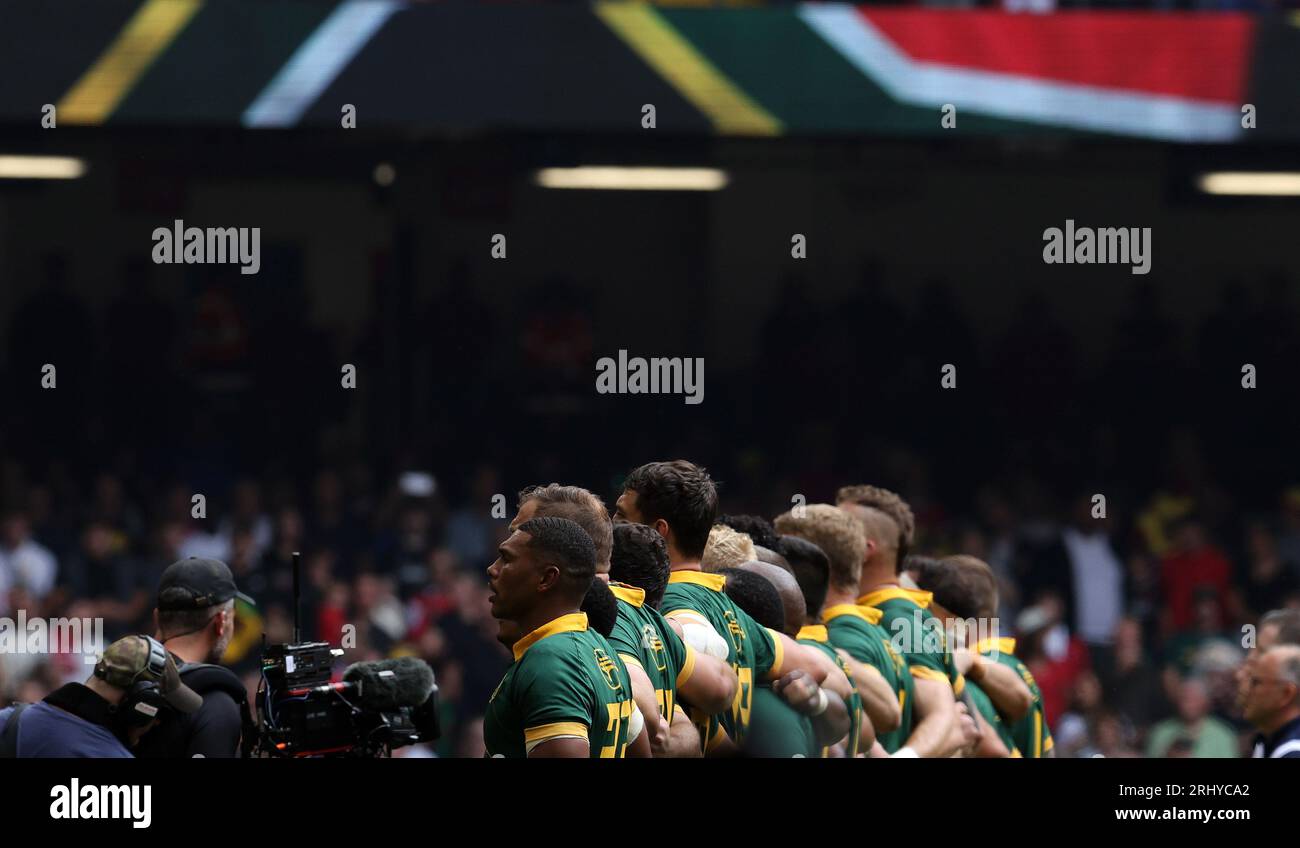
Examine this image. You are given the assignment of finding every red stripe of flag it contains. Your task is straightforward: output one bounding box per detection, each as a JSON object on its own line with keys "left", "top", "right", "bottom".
{"left": 858, "top": 9, "right": 1254, "bottom": 104}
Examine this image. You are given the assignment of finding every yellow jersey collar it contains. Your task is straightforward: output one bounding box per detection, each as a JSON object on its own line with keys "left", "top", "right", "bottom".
{"left": 973, "top": 637, "right": 1016, "bottom": 657}
{"left": 858, "top": 586, "right": 932, "bottom": 610}
{"left": 668, "top": 570, "right": 726, "bottom": 592}
{"left": 608, "top": 582, "right": 645, "bottom": 607}
{"left": 512, "top": 612, "right": 588, "bottom": 662}
{"left": 796, "top": 624, "right": 829, "bottom": 642}
{"left": 821, "top": 603, "right": 883, "bottom": 625}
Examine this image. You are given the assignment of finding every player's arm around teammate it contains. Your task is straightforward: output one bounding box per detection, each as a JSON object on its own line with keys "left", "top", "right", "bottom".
{"left": 956, "top": 648, "right": 1032, "bottom": 724}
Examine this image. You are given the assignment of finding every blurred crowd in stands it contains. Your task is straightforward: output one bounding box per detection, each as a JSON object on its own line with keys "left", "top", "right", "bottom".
{"left": 2, "top": 455, "right": 1298, "bottom": 756}
{"left": 2, "top": 249, "right": 1299, "bottom": 756}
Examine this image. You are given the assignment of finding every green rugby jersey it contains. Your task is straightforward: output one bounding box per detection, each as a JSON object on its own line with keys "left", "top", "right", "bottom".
{"left": 973, "top": 637, "right": 1054, "bottom": 758}
{"left": 661, "top": 570, "right": 782, "bottom": 749}
{"left": 484, "top": 612, "right": 636, "bottom": 758}
{"left": 822, "top": 603, "right": 914, "bottom": 753}
{"left": 964, "top": 679, "right": 1020, "bottom": 756}
{"left": 606, "top": 581, "right": 695, "bottom": 721}
{"left": 859, "top": 587, "right": 966, "bottom": 696}
{"left": 796, "top": 624, "right": 863, "bottom": 757}
{"left": 743, "top": 685, "right": 818, "bottom": 758}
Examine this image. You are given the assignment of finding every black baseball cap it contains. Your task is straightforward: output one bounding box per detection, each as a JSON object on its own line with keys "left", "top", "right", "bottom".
{"left": 157, "top": 557, "right": 254, "bottom": 611}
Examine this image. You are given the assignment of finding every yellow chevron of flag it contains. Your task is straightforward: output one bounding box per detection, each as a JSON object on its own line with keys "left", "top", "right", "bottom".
{"left": 58, "top": 0, "right": 203, "bottom": 125}
{"left": 596, "top": 1, "right": 780, "bottom": 136}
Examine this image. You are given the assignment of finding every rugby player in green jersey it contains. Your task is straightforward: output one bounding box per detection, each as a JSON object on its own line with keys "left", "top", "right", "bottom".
{"left": 614, "top": 460, "right": 828, "bottom": 753}
{"left": 733, "top": 558, "right": 863, "bottom": 756}
{"left": 608, "top": 520, "right": 739, "bottom": 756}
{"left": 837, "top": 485, "right": 975, "bottom": 757}
{"left": 913, "top": 554, "right": 1053, "bottom": 758}
{"left": 510, "top": 484, "right": 737, "bottom": 757}
{"left": 484, "top": 516, "right": 641, "bottom": 758}
{"left": 774, "top": 507, "right": 906, "bottom": 755}
{"left": 719, "top": 565, "right": 850, "bottom": 757}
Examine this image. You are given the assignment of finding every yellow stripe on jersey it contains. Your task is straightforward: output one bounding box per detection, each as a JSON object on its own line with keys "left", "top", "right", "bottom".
{"left": 667, "top": 570, "right": 727, "bottom": 591}
{"left": 821, "top": 604, "right": 883, "bottom": 625}
{"left": 797, "top": 624, "right": 829, "bottom": 642}
{"left": 525, "top": 721, "right": 589, "bottom": 744}
{"left": 609, "top": 583, "right": 646, "bottom": 607}
{"left": 953, "top": 673, "right": 966, "bottom": 696}
{"left": 857, "top": 586, "right": 933, "bottom": 609}
{"left": 512, "top": 612, "right": 589, "bottom": 661}
{"left": 972, "top": 636, "right": 1017, "bottom": 657}
{"left": 675, "top": 642, "right": 698, "bottom": 689}
{"left": 766, "top": 627, "right": 785, "bottom": 679}
{"left": 618, "top": 652, "right": 644, "bottom": 669}
{"left": 911, "top": 666, "right": 948, "bottom": 684}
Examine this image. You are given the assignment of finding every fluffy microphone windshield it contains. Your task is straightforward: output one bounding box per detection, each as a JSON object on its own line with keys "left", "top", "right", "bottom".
{"left": 342, "top": 656, "right": 436, "bottom": 710}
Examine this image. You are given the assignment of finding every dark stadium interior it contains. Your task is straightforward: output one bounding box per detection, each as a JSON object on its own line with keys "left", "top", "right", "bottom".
{"left": 3, "top": 125, "right": 1300, "bottom": 757}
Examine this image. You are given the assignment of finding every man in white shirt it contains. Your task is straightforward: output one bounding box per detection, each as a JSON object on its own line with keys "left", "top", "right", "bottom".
{"left": 0, "top": 511, "right": 58, "bottom": 615}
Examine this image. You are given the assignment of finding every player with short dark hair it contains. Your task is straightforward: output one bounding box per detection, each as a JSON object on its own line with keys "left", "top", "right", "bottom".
{"left": 483, "top": 517, "right": 640, "bottom": 758}
{"left": 718, "top": 514, "right": 781, "bottom": 551}
{"left": 581, "top": 578, "right": 620, "bottom": 638}
{"left": 618, "top": 460, "right": 719, "bottom": 562}
{"left": 779, "top": 535, "right": 829, "bottom": 620}
{"left": 606, "top": 520, "right": 738, "bottom": 756}
{"left": 616, "top": 460, "right": 826, "bottom": 753}
{"left": 910, "top": 555, "right": 1035, "bottom": 757}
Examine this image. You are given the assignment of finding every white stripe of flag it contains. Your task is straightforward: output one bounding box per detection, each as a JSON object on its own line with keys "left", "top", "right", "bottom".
{"left": 243, "top": 0, "right": 403, "bottom": 129}
{"left": 798, "top": 3, "right": 1242, "bottom": 143}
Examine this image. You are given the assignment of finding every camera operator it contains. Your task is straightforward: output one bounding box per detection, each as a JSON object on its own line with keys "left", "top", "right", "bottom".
{"left": 134, "top": 557, "right": 254, "bottom": 758}
{"left": 1, "top": 634, "right": 201, "bottom": 757}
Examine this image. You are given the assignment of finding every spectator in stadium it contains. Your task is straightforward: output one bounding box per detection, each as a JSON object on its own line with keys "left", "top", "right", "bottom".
{"left": 217, "top": 478, "right": 273, "bottom": 563}
{"left": 1244, "top": 644, "right": 1300, "bottom": 758}
{"left": 1099, "top": 616, "right": 1170, "bottom": 733}
{"left": 1241, "top": 521, "right": 1300, "bottom": 620}
{"left": 1017, "top": 597, "right": 1090, "bottom": 727}
{"left": 1160, "top": 515, "right": 1232, "bottom": 635}
{"left": 0, "top": 508, "right": 58, "bottom": 615}
{"left": 1145, "top": 676, "right": 1238, "bottom": 758}
{"left": 1237, "top": 608, "right": 1300, "bottom": 714}
{"left": 1060, "top": 494, "right": 1125, "bottom": 661}
{"left": 445, "top": 464, "right": 505, "bottom": 575}
{"left": 55, "top": 519, "right": 149, "bottom": 642}
{"left": 1164, "top": 586, "right": 1239, "bottom": 695}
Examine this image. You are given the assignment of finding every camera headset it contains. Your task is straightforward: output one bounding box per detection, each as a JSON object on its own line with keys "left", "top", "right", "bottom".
{"left": 106, "top": 635, "right": 173, "bottom": 728}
